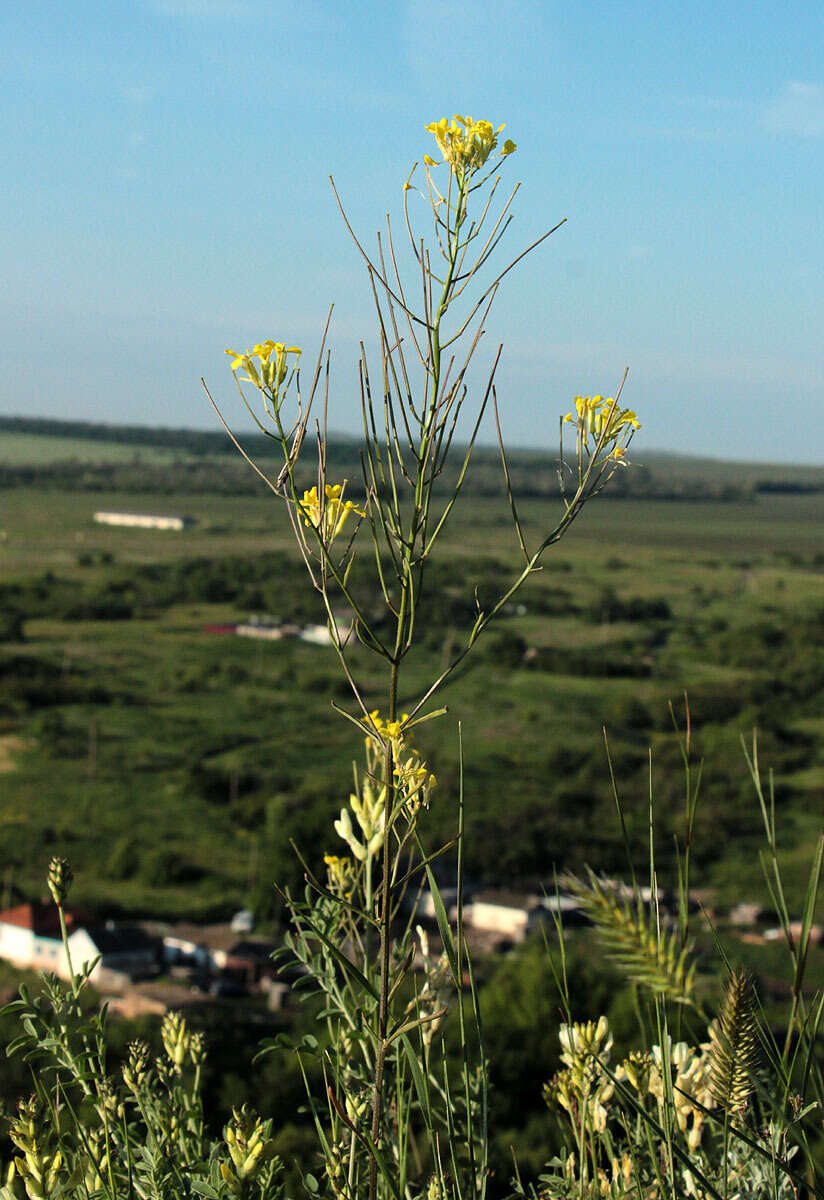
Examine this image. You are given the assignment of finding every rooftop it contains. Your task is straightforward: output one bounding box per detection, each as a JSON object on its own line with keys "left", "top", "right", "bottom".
{"left": 0, "top": 902, "right": 85, "bottom": 938}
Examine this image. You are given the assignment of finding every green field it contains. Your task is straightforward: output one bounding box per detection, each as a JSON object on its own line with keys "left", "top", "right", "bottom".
{"left": 2, "top": 452, "right": 824, "bottom": 921}
{"left": 0, "top": 431, "right": 191, "bottom": 466}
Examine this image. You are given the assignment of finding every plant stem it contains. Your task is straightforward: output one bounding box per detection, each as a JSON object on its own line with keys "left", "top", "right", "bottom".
{"left": 368, "top": 657, "right": 399, "bottom": 1200}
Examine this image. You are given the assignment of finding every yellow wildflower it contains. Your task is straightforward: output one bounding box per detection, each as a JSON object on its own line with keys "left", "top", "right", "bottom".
{"left": 648, "top": 1039, "right": 713, "bottom": 1151}
{"left": 334, "top": 776, "right": 386, "bottom": 862}
{"left": 563, "top": 394, "right": 641, "bottom": 450}
{"left": 161, "top": 1011, "right": 190, "bottom": 1069}
{"left": 221, "top": 1105, "right": 277, "bottom": 1187}
{"left": 546, "top": 1015, "right": 615, "bottom": 1134}
{"left": 225, "top": 340, "right": 301, "bottom": 395}
{"left": 395, "top": 753, "right": 436, "bottom": 815}
{"left": 366, "top": 710, "right": 411, "bottom": 749}
{"left": 425, "top": 114, "right": 516, "bottom": 178}
{"left": 301, "top": 482, "right": 364, "bottom": 544}
{"left": 324, "top": 853, "right": 355, "bottom": 898}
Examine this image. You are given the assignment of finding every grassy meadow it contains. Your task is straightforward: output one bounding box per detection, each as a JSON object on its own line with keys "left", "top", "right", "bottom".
{"left": 2, "top": 425, "right": 824, "bottom": 922}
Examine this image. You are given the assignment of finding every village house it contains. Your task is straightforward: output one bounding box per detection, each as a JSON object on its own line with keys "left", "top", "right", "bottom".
{"left": 465, "top": 890, "right": 586, "bottom": 942}
{"left": 0, "top": 903, "right": 158, "bottom": 983}
{"left": 235, "top": 622, "right": 283, "bottom": 641}
{"left": 465, "top": 891, "right": 544, "bottom": 941}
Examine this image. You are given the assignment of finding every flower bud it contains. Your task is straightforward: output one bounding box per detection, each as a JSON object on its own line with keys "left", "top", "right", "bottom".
{"left": 47, "top": 856, "right": 73, "bottom": 905}
{"left": 161, "top": 1010, "right": 190, "bottom": 1069}
{"left": 122, "top": 1040, "right": 152, "bottom": 1093}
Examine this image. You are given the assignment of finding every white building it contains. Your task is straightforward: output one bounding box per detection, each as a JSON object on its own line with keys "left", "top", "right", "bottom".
{"left": 236, "top": 623, "right": 283, "bottom": 641}
{"left": 300, "top": 623, "right": 333, "bottom": 646}
{"left": 465, "top": 891, "right": 544, "bottom": 941}
{"left": 0, "top": 903, "right": 157, "bottom": 982}
{"left": 94, "top": 512, "right": 193, "bottom": 531}
{"left": 465, "top": 891, "right": 585, "bottom": 941}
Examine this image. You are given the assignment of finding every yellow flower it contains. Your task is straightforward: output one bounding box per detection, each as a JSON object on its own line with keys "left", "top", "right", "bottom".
{"left": 424, "top": 114, "right": 516, "bottom": 177}
{"left": 225, "top": 340, "right": 301, "bottom": 395}
{"left": 395, "top": 753, "right": 436, "bottom": 815}
{"left": 648, "top": 1039, "right": 713, "bottom": 1150}
{"left": 334, "top": 779, "right": 385, "bottom": 862}
{"left": 324, "top": 853, "right": 355, "bottom": 898}
{"left": 563, "top": 395, "right": 641, "bottom": 451}
{"left": 222, "top": 1105, "right": 277, "bottom": 1185}
{"left": 547, "top": 1016, "right": 615, "bottom": 1135}
{"left": 301, "top": 482, "right": 364, "bottom": 543}
{"left": 366, "top": 710, "right": 410, "bottom": 748}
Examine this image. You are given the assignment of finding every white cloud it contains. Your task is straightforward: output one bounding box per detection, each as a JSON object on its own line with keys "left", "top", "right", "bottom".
{"left": 763, "top": 81, "right": 824, "bottom": 138}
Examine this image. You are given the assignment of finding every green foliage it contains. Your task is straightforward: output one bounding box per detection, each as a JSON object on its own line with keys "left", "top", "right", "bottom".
{"left": 1, "top": 968, "right": 283, "bottom": 1199}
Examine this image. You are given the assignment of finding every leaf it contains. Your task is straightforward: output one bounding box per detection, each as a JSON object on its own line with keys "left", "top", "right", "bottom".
{"left": 253, "top": 1033, "right": 319, "bottom": 1062}
{"left": 424, "top": 863, "right": 460, "bottom": 986}
{"left": 191, "top": 1184, "right": 219, "bottom": 1199}
{"left": 400, "top": 1033, "right": 434, "bottom": 1129}
{"left": 299, "top": 914, "right": 379, "bottom": 1001}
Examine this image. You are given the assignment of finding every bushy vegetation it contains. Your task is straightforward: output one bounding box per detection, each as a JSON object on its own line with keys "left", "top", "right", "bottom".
{"left": 1, "top": 113, "right": 823, "bottom": 1199}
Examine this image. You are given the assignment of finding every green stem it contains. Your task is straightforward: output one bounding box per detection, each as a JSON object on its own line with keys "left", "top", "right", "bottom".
{"left": 368, "top": 658, "right": 399, "bottom": 1200}
{"left": 57, "top": 901, "right": 77, "bottom": 992}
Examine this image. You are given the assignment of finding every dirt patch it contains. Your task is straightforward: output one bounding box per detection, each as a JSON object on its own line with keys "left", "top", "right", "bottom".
{"left": 0, "top": 735, "right": 31, "bottom": 773}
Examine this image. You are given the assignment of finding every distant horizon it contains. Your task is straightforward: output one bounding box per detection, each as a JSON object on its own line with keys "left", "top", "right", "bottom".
{"left": 1, "top": 410, "right": 822, "bottom": 471}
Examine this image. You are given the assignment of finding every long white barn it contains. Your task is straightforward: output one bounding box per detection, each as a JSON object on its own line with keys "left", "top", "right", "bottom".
{"left": 94, "top": 511, "right": 193, "bottom": 531}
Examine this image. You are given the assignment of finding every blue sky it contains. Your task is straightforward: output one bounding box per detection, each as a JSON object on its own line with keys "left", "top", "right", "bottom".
{"left": 1, "top": 1, "right": 822, "bottom": 462}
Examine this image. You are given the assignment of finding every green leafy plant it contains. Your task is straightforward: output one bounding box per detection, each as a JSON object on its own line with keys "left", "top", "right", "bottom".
{"left": 4, "top": 113, "right": 822, "bottom": 1200}
{"left": 2, "top": 862, "right": 283, "bottom": 1199}
{"left": 201, "top": 112, "right": 639, "bottom": 1200}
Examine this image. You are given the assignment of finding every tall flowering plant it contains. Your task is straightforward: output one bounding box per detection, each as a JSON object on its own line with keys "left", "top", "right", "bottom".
{"left": 202, "top": 114, "right": 640, "bottom": 1200}
{"left": 2, "top": 114, "right": 818, "bottom": 1200}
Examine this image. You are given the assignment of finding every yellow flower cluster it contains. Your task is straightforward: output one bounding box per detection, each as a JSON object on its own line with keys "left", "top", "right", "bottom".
{"left": 424, "top": 115, "right": 516, "bottom": 178}
{"left": 563, "top": 395, "right": 641, "bottom": 450}
{"left": 301, "top": 482, "right": 364, "bottom": 544}
{"left": 8, "top": 1097, "right": 64, "bottom": 1198}
{"left": 221, "top": 1105, "right": 278, "bottom": 1192}
{"left": 366, "top": 709, "right": 408, "bottom": 746}
{"left": 548, "top": 1015, "right": 615, "bottom": 1134}
{"left": 648, "top": 1039, "right": 713, "bottom": 1151}
{"left": 394, "top": 751, "right": 436, "bottom": 815}
{"left": 616, "top": 1036, "right": 714, "bottom": 1151}
{"left": 366, "top": 711, "right": 436, "bottom": 815}
{"left": 324, "top": 853, "right": 355, "bottom": 898}
{"left": 161, "top": 1010, "right": 192, "bottom": 1070}
{"left": 225, "top": 340, "right": 301, "bottom": 395}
